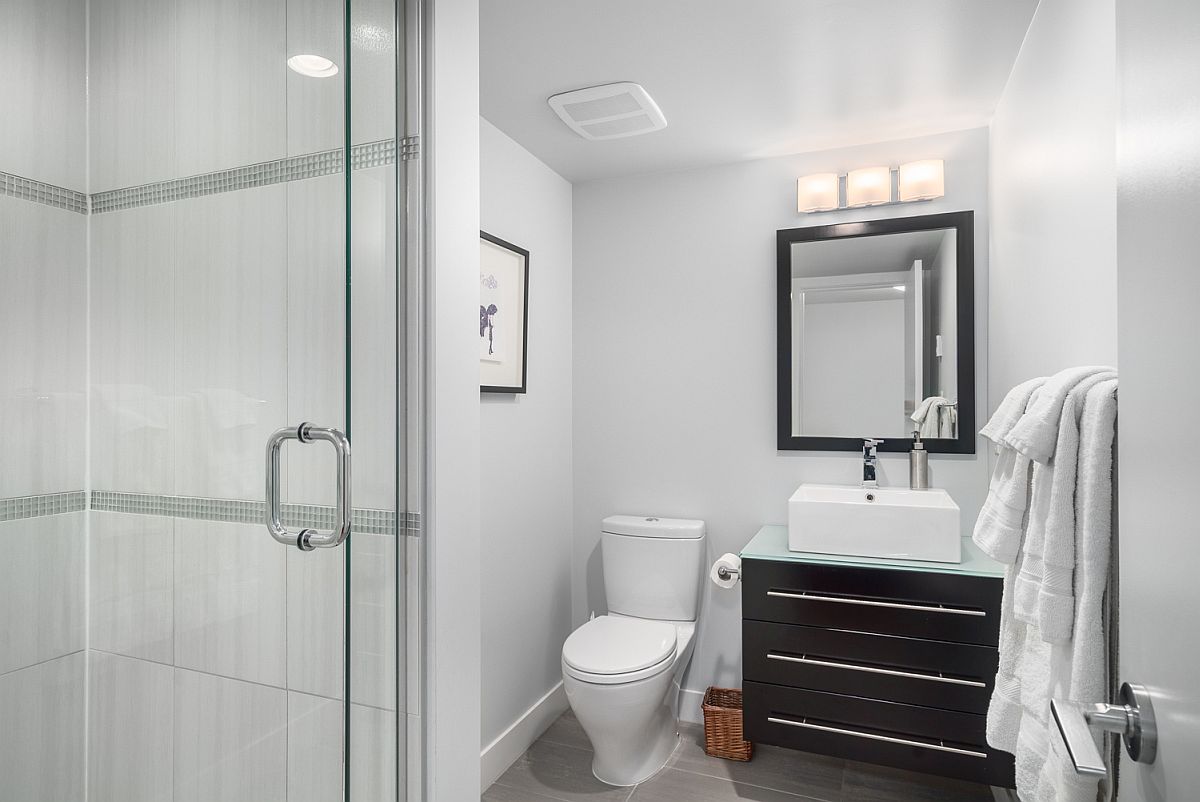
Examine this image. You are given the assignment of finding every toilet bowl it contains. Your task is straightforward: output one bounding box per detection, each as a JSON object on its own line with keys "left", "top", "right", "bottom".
{"left": 562, "top": 616, "right": 697, "bottom": 786}
{"left": 561, "top": 515, "right": 706, "bottom": 786}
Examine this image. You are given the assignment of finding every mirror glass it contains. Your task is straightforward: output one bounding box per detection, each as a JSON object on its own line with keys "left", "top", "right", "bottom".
{"left": 785, "top": 224, "right": 963, "bottom": 443}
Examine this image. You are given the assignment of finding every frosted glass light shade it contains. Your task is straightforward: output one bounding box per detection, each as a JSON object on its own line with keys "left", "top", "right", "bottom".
{"left": 899, "top": 159, "right": 945, "bottom": 202}
{"left": 846, "top": 166, "right": 892, "bottom": 207}
{"left": 796, "top": 173, "right": 840, "bottom": 212}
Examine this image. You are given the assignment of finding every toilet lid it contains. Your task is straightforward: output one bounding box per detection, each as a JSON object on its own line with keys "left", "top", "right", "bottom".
{"left": 562, "top": 615, "right": 677, "bottom": 675}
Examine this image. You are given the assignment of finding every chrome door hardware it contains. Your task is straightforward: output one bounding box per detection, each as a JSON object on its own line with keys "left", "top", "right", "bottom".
{"left": 1050, "top": 682, "right": 1158, "bottom": 778}
{"left": 265, "top": 423, "right": 352, "bottom": 551}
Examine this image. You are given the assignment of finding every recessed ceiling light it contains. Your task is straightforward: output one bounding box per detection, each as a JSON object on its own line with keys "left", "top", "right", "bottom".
{"left": 288, "top": 54, "right": 339, "bottom": 78}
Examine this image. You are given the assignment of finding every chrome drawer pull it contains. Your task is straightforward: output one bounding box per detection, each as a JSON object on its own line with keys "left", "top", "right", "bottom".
{"left": 766, "top": 653, "right": 987, "bottom": 688}
{"left": 766, "top": 716, "right": 988, "bottom": 759}
{"left": 766, "top": 590, "right": 986, "bottom": 617}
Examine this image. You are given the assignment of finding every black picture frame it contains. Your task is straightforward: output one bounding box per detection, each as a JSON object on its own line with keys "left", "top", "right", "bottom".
{"left": 776, "top": 211, "right": 976, "bottom": 454}
{"left": 480, "top": 230, "right": 530, "bottom": 394}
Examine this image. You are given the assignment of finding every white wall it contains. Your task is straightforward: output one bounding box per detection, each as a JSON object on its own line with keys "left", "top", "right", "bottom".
{"left": 572, "top": 127, "right": 991, "bottom": 715}
{"left": 988, "top": 0, "right": 1117, "bottom": 405}
{"left": 932, "top": 232, "right": 958, "bottom": 399}
{"left": 479, "top": 119, "right": 574, "bottom": 766}
{"left": 426, "top": 0, "right": 481, "bottom": 797}
{"left": 801, "top": 298, "right": 906, "bottom": 437}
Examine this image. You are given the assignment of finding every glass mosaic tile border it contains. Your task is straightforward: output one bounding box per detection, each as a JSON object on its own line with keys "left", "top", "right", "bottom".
{"left": 0, "top": 172, "right": 89, "bottom": 213}
{"left": 0, "top": 491, "right": 88, "bottom": 522}
{"left": 90, "top": 491, "right": 401, "bottom": 536}
{"left": 91, "top": 139, "right": 397, "bottom": 214}
{"left": 3, "top": 139, "right": 397, "bottom": 215}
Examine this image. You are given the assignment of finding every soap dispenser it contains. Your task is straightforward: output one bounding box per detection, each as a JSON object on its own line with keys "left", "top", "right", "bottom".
{"left": 909, "top": 431, "right": 929, "bottom": 490}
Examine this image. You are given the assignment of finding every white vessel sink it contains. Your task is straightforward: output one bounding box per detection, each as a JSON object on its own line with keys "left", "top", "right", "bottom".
{"left": 788, "top": 484, "right": 961, "bottom": 563}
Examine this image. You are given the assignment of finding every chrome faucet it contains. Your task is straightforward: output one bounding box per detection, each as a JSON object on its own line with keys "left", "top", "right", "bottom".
{"left": 862, "top": 439, "right": 884, "bottom": 488}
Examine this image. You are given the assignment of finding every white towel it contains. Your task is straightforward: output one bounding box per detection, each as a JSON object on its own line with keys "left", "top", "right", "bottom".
{"left": 1013, "top": 371, "right": 1116, "bottom": 628}
{"left": 1005, "top": 366, "right": 1114, "bottom": 464}
{"left": 1038, "top": 376, "right": 1118, "bottom": 640}
{"left": 1035, "top": 378, "right": 1118, "bottom": 802}
{"left": 972, "top": 377, "right": 1046, "bottom": 563}
{"left": 980, "top": 377, "right": 1046, "bottom": 446}
{"left": 911, "top": 395, "right": 954, "bottom": 438}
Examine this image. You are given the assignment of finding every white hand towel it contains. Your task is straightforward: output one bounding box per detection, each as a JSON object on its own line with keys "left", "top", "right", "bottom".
{"left": 980, "top": 377, "right": 1047, "bottom": 445}
{"left": 912, "top": 395, "right": 952, "bottom": 438}
{"left": 973, "top": 448, "right": 1033, "bottom": 563}
{"left": 1039, "top": 375, "right": 1118, "bottom": 641}
{"left": 972, "top": 378, "right": 1046, "bottom": 564}
{"left": 1005, "top": 366, "right": 1114, "bottom": 464}
{"left": 1014, "top": 371, "right": 1116, "bottom": 629}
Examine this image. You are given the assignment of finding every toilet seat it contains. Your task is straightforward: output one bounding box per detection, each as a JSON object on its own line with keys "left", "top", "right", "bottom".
{"left": 562, "top": 616, "right": 677, "bottom": 685}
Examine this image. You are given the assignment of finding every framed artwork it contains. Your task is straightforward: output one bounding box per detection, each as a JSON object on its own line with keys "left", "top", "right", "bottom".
{"left": 479, "top": 231, "right": 529, "bottom": 393}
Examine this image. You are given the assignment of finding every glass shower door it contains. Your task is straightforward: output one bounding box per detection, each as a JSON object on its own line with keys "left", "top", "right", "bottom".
{"left": 0, "top": 0, "right": 405, "bottom": 798}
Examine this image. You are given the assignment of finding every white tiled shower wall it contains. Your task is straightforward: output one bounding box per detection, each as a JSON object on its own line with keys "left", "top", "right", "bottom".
{"left": 0, "top": 0, "right": 405, "bottom": 799}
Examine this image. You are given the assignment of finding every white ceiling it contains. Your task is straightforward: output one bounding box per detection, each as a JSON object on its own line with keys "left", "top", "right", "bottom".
{"left": 792, "top": 229, "right": 952, "bottom": 278}
{"left": 480, "top": 0, "right": 1038, "bottom": 183}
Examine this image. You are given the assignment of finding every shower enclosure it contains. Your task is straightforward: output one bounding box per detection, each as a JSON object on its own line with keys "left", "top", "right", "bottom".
{"left": 0, "top": 0, "right": 422, "bottom": 798}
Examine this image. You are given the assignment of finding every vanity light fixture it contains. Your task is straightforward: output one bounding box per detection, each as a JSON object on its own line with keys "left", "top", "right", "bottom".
{"left": 796, "top": 159, "right": 946, "bottom": 214}
{"left": 846, "top": 166, "right": 892, "bottom": 207}
{"left": 287, "top": 54, "right": 339, "bottom": 78}
{"left": 796, "top": 173, "right": 840, "bottom": 213}
{"left": 898, "top": 159, "right": 945, "bottom": 202}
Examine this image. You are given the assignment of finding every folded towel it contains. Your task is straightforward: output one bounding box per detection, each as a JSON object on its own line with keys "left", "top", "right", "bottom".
{"left": 1005, "top": 366, "right": 1114, "bottom": 464}
{"left": 1014, "top": 371, "right": 1116, "bottom": 628}
{"left": 980, "top": 377, "right": 1047, "bottom": 446}
{"left": 1039, "top": 376, "right": 1118, "bottom": 640}
{"left": 972, "top": 378, "right": 1046, "bottom": 564}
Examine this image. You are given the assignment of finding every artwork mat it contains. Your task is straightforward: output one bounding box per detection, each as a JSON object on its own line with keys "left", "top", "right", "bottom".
{"left": 479, "top": 231, "right": 529, "bottom": 393}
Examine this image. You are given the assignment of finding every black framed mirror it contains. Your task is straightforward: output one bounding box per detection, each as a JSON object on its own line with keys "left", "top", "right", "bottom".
{"left": 777, "top": 211, "right": 975, "bottom": 453}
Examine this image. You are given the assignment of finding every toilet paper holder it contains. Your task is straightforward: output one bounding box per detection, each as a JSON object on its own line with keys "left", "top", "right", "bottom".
{"left": 716, "top": 565, "right": 739, "bottom": 582}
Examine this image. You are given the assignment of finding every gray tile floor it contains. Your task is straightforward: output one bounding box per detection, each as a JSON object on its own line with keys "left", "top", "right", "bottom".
{"left": 484, "top": 711, "right": 998, "bottom": 802}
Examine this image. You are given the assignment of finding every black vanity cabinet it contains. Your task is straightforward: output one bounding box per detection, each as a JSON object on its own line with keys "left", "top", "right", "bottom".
{"left": 740, "top": 527, "right": 1016, "bottom": 788}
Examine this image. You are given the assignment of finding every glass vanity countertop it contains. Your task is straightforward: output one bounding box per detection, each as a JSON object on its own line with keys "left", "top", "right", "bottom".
{"left": 741, "top": 525, "right": 1005, "bottom": 578}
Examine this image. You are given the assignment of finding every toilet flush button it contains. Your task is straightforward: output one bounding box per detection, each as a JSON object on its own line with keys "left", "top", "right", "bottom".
{"left": 645, "top": 517, "right": 659, "bottom": 522}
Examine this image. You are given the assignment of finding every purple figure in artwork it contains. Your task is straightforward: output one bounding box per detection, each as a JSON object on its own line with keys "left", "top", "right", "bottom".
{"left": 480, "top": 303, "right": 498, "bottom": 355}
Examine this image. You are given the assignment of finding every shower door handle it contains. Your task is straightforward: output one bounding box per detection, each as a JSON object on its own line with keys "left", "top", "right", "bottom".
{"left": 265, "top": 423, "right": 352, "bottom": 551}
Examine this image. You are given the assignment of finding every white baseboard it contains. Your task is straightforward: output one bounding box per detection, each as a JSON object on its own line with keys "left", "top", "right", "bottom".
{"left": 679, "top": 687, "right": 705, "bottom": 725}
{"left": 480, "top": 682, "right": 569, "bottom": 792}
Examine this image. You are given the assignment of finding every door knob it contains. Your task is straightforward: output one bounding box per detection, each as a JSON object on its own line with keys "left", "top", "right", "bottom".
{"left": 1050, "top": 682, "right": 1157, "bottom": 778}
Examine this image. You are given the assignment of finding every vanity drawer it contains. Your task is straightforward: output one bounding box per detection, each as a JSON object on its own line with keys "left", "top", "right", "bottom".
{"left": 743, "top": 681, "right": 1014, "bottom": 787}
{"left": 743, "top": 621, "right": 996, "bottom": 713}
{"left": 742, "top": 558, "right": 1001, "bottom": 646}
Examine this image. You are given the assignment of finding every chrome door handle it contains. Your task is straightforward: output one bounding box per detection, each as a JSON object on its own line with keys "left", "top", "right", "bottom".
{"left": 1050, "top": 682, "right": 1158, "bottom": 778}
{"left": 265, "top": 423, "right": 352, "bottom": 551}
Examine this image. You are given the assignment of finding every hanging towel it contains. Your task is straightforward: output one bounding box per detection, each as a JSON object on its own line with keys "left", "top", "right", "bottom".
{"left": 1038, "top": 376, "right": 1118, "bottom": 641}
{"left": 1013, "top": 371, "right": 1117, "bottom": 627}
{"left": 1035, "top": 378, "right": 1118, "bottom": 802}
{"left": 911, "top": 395, "right": 954, "bottom": 438}
{"left": 1005, "top": 366, "right": 1115, "bottom": 464}
{"left": 972, "top": 377, "right": 1046, "bottom": 563}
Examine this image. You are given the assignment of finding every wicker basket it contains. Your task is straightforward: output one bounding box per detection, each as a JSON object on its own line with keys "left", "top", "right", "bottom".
{"left": 701, "top": 687, "right": 753, "bottom": 761}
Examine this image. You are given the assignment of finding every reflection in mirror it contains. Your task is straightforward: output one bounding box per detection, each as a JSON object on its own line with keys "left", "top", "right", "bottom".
{"left": 790, "top": 229, "right": 957, "bottom": 439}
{"left": 777, "top": 212, "right": 974, "bottom": 453}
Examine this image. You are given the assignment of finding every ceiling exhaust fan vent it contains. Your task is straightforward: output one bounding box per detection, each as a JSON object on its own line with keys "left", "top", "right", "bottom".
{"left": 548, "top": 82, "right": 667, "bottom": 141}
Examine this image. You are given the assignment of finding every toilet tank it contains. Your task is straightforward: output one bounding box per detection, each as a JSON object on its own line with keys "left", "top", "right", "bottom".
{"left": 601, "top": 515, "right": 706, "bottom": 622}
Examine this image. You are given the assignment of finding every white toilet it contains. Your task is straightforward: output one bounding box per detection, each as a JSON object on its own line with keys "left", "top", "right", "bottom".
{"left": 561, "top": 515, "right": 706, "bottom": 786}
